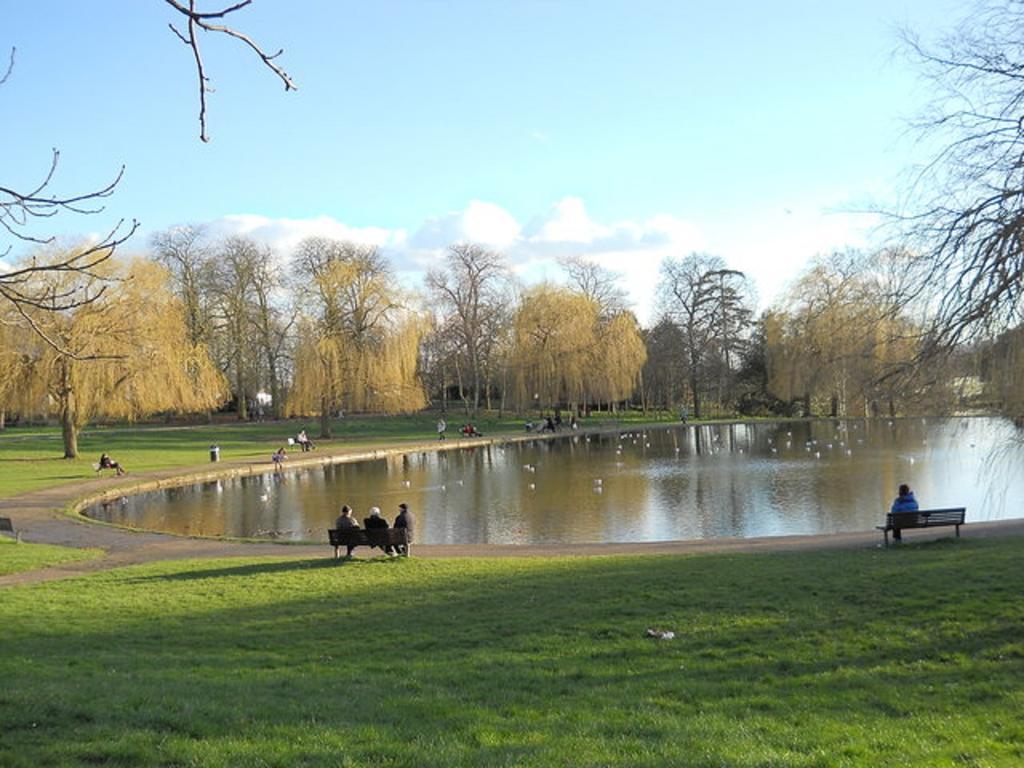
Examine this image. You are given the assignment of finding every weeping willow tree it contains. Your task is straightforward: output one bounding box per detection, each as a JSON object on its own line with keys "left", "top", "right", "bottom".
{"left": 9, "top": 251, "right": 227, "bottom": 457}
{"left": 508, "top": 284, "right": 646, "bottom": 413}
{"left": 589, "top": 311, "right": 648, "bottom": 412}
{"left": 509, "top": 285, "right": 597, "bottom": 411}
{"left": 288, "top": 238, "right": 426, "bottom": 435}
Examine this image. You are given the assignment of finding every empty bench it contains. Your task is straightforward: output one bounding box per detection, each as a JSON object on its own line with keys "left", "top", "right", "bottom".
{"left": 877, "top": 507, "right": 966, "bottom": 545}
{"left": 328, "top": 528, "right": 410, "bottom": 558}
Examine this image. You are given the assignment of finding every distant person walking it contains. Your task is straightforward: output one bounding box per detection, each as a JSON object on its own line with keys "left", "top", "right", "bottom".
{"left": 437, "top": 417, "right": 447, "bottom": 441}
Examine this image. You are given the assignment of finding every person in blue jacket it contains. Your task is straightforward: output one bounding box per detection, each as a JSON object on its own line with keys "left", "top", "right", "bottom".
{"left": 890, "top": 484, "right": 919, "bottom": 540}
{"left": 891, "top": 484, "right": 919, "bottom": 512}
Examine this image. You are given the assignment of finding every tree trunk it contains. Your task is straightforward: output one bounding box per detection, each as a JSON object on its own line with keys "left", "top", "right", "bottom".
{"left": 0, "top": 409, "right": 5, "bottom": 430}
{"left": 61, "top": 397, "right": 78, "bottom": 459}
{"left": 320, "top": 395, "right": 333, "bottom": 439}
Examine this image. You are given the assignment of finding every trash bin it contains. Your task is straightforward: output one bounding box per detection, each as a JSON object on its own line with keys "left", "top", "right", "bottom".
{"left": 209, "top": 445, "right": 220, "bottom": 462}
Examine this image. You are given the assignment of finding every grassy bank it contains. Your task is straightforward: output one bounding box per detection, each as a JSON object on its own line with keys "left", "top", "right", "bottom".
{"left": 2, "top": 537, "right": 1022, "bottom": 767}
{"left": 0, "top": 536, "right": 102, "bottom": 576}
{"left": 0, "top": 411, "right": 685, "bottom": 500}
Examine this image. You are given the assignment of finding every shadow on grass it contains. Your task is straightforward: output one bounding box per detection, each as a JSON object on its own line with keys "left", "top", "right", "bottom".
{"left": 120, "top": 554, "right": 404, "bottom": 582}
{"left": 1, "top": 539, "right": 1022, "bottom": 766}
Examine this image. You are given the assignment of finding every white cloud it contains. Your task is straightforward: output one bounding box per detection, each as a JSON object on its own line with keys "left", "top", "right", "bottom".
{"left": 206, "top": 214, "right": 405, "bottom": 257}
{"left": 191, "top": 196, "right": 874, "bottom": 325}
{"left": 527, "top": 197, "right": 611, "bottom": 243}
{"left": 411, "top": 201, "right": 521, "bottom": 251}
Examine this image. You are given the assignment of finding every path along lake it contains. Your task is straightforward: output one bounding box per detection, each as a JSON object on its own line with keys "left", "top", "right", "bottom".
{"left": 84, "top": 417, "right": 1024, "bottom": 544}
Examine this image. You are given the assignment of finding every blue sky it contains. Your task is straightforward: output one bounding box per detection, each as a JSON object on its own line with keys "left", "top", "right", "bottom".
{"left": 3, "top": 0, "right": 965, "bottom": 320}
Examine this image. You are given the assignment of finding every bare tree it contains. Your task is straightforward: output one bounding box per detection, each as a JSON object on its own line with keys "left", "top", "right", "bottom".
{"left": 899, "top": 0, "right": 1024, "bottom": 348}
{"left": 658, "top": 253, "right": 752, "bottom": 418}
{"left": 2, "top": 2, "right": 295, "bottom": 321}
{"left": 426, "top": 243, "right": 512, "bottom": 416}
{"left": 558, "top": 254, "right": 629, "bottom": 318}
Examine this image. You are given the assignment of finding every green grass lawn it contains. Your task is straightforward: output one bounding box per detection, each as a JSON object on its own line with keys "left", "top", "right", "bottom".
{"left": 0, "top": 411, "right": 685, "bottom": 500}
{"left": 2, "top": 537, "right": 1022, "bottom": 767}
{"left": 0, "top": 535, "right": 102, "bottom": 576}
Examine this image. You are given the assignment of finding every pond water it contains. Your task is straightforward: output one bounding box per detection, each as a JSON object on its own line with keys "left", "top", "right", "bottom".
{"left": 84, "top": 417, "right": 1024, "bottom": 544}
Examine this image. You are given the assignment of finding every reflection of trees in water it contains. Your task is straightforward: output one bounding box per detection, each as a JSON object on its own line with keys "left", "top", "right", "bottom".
{"left": 980, "top": 420, "right": 1024, "bottom": 521}
{"left": 83, "top": 418, "right": 1023, "bottom": 541}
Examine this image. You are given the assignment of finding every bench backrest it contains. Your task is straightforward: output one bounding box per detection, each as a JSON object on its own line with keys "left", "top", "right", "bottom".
{"left": 887, "top": 507, "right": 965, "bottom": 528}
{"left": 328, "top": 528, "right": 409, "bottom": 546}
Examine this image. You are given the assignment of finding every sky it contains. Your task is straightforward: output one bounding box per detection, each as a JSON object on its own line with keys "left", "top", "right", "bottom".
{"left": 2, "top": 0, "right": 968, "bottom": 323}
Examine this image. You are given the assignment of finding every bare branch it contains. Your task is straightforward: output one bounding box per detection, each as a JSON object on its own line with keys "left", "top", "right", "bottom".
{"left": 0, "top": 47, "right": 14, "bottom": 86}
{"left": 163, "top": 0, "right": 297, "bottom": 141}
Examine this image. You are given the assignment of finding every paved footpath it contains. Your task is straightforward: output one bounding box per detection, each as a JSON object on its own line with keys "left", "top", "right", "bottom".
{"left": 3, "top": 433, "right": 1023, "bottom": 588}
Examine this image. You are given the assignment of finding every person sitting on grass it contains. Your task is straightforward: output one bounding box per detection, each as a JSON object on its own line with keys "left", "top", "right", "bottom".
{"left": 97, "top": 453, "right": 126, "bottom": 476}
{"left": 363, "top": 506, "right": 394, "bottom": 555}
{"left": 461, "top": 423, "right": 482, "bottom": 437}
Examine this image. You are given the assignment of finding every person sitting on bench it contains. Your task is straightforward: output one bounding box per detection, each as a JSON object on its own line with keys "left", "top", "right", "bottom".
{"left": 333, "top": 505, "right": 359, "bottom": 556}
{"left": 890, "top": 483, "right": 919, "bottom": 541}
{"left": 393, "top": 502, "right": 414, "bottom": 556}
{"left": 97, "top": 452, "right": 126, "bottom": 476}
{"left": 296, "top": 429, "right": 315, "bottom": 452}
{"left": 891, "top": 483, "right": 919, "bottom": 512}
{"left": 363, "top": 506, "right": 394, "bottom": 554}
{"left": 336, "top": 504, "right": 359, "bottom": 530}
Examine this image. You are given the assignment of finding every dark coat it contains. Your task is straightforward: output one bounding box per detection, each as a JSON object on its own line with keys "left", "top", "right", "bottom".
{"left": 364, "top": 515, "right": 390, "bottom": 530}
{"left": 335, "top": 515, "right": 359, "bottom": 530}
{"left": 394, "top": 509, "right": 414, "bottom": 535}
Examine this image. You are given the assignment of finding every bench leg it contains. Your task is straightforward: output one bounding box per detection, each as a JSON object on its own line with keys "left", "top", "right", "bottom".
{"left": 955, "top": 524, "right": 960, "bottom": 538}
{"left": 333, "top": 545, "right": 340, "bottom": 560}
{"left": 883, "top": 529, "right": 889, "bottom": 547}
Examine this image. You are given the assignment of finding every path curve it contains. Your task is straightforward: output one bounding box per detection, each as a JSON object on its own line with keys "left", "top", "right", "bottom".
{"left": 3, "top": 428, "right": 1023, "bottom": 588}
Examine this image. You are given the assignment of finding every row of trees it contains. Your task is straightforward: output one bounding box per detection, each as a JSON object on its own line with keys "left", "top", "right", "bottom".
{"left": 8, "top": 224, "right": 1012, "bottom": 463}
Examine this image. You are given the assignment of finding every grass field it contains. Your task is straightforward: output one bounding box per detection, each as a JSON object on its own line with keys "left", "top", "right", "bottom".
{"left": 0, "top": 411, "right": 685, "bottom": 500}
{"left": 2, "top": 537, "right": 1022, "bottom": 767}
{"left": 0, "top": 535, "right": 102, "bottom": 576}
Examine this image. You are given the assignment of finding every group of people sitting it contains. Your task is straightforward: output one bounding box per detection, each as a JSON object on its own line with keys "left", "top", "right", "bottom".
{"left": 334, "top": 503, "right": 414, "bottom": 556}
{"left": 525, "top": 414, "right": 579, "bottom": 433}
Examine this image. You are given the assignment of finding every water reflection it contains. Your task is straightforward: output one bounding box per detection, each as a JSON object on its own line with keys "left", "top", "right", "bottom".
{"left": 84, "top": 417, "right": 1024, "bottom": 544}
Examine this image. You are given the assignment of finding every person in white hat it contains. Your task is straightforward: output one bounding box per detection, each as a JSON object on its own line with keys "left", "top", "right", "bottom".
{"left": 363, "top": 506, "right": 393, "bottom": 554}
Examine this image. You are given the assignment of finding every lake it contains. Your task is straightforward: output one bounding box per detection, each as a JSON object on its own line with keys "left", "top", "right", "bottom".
{"left": 83, "top": 417, "right": 1024, "bottom": 544}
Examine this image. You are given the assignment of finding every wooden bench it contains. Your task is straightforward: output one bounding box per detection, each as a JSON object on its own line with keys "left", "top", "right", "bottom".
{"left": 877, "top": 507, "right": 966, "bottom": 545}
{"left": 0, "top": 516, "right": 19, "bottom": 542}
{"left": 328, "top": 528, "right": 410, "bottom": 558}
